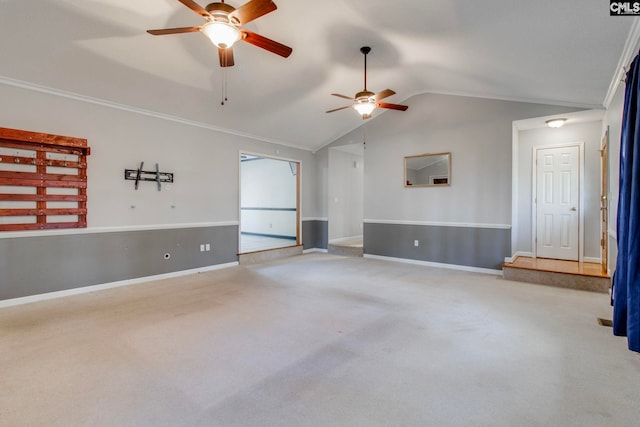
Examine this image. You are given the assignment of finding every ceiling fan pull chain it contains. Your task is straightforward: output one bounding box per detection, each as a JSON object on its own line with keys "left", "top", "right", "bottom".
{"left": 221, "top": 68, "right": 227, "bottom": 105}
{"left": 363, "top": 127, "right": 367, "bottom": 149}
{"left": 224, "top": 67, "right": 229, "bottom": 103}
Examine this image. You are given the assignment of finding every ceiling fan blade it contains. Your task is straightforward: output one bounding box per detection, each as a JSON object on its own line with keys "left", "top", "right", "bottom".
{"left": 377, "top": 102, "right": 408, "bottom": 111}
{"left": 240, "top": 30, "right": 292, "bottom": 58}
{"left": 331, "top": 93, "right": 355, "bottom": 101}
{"left": 373, "top": 89, "right": 396, "bottom": 101}
{"left": 176, "top": 0, "right": 210, "bottom": 18}
{"left": 219, "top": 47, "right": 235, "bottom": 67}
{"left": 231, "top": 0, "right": 277, "bottom": 25}
{"left": 326, "top": 105, "right": 353, "bottom": 113}
{"left": 147, "top": 26, "right": 201, "bottom": 36}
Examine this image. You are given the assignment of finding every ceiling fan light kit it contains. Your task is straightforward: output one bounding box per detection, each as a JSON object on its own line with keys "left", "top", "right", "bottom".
{"left": 327, "top": 46, "right": 408, "bottom": 120}
{"left": 203, "top": 21, "right": 241, "bottom": 48}
{"left": 147, "top": 0, "right": 292, "bottom": 68}
{"left": 353, "top": 98, "right": 376, "bottom": 117}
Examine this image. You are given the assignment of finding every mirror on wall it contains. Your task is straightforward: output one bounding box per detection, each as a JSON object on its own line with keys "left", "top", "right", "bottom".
{"left": 404, "top": 152, "right": 451, "bottom": 187}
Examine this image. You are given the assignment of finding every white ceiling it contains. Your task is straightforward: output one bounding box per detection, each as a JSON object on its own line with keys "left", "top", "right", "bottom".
{"left": 0, "top": 0, "right": 634, "bottom": 151}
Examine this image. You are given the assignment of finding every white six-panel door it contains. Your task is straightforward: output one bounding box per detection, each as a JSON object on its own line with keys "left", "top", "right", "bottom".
{"left": 536, "top": 145, "right": 580, "bottom": 260}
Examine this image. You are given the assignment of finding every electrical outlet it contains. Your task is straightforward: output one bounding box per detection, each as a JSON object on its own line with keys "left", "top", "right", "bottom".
{"left": 414, "top": 240, "right": 419, "bottom": 247}
{"left": 200, "top": 244, "right": 205, "bottom": 252}
{"left": 205, "top": 244, "right": 211, "bottom": 251}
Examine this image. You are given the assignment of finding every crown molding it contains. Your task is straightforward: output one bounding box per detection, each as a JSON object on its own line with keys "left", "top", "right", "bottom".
{"left": 603, "top": 18, "right": 640, "bottom": 108}
{"left": 0, "top": 76, "right": 312, "bottom": 152}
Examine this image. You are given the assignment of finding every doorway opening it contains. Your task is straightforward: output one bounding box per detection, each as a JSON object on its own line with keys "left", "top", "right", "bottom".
{"left": 239, "top": 153, "right": 300, "bottom": 254}
{"left": 328, "top": 144, "right": 364, "bottom": 255}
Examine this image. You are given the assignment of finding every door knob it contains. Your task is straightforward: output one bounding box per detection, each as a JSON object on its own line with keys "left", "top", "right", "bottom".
{"left": 570, "top": 207, "right": 577, "bottom": 211}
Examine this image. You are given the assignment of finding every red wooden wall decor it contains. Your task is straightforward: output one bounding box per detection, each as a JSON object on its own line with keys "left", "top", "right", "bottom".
{"left": 0, "top": 127, "right": 90, "bottom": 232}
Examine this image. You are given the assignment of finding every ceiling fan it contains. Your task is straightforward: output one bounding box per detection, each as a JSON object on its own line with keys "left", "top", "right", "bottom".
{"left": 327, "top": 46, "right": 408, "bottom": 120}
{"left": 147, "top": 0, "right": 292, "bottom": 67}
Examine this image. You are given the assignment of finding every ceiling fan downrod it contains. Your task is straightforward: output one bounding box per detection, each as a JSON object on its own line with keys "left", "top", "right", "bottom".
{"left": 361, "top": 46, "right": 371, "bottom": 91}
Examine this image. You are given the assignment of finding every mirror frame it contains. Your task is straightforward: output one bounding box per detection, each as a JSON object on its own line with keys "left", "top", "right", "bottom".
{"left": 404, "top": 152, "right": 451, "bottom": 187}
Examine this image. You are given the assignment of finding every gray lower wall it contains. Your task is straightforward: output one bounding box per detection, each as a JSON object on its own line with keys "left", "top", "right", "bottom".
{"left": 0, "top": 225, "right": 238, "bottom": 300}
{"left": 364, "top": 223, "right": 510, "bottom": 271}
{"left": 302, "top": 220, "right": 328, "bottom": 250}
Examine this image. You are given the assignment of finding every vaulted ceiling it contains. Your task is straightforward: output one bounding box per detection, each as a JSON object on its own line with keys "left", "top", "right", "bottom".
{"left": 0, "top": 1, "right": 634, "bottom": 151}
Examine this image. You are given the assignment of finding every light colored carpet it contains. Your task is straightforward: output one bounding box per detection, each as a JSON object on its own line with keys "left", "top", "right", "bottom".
{"left": 1, "top": 253, "right": 639, "bottom": 426}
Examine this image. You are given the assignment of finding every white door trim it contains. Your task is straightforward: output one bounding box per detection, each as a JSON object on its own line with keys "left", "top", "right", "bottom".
{"left": 531, "top": 141, "right": 585, "bottom": 261}
{"left": 238, "top": 151, "right": 302, "bottom": 254}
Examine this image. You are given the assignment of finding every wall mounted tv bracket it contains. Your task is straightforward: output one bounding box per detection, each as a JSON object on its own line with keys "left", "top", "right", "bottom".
{"left": 124, "top": 162, "right": 173, "bottom": 191}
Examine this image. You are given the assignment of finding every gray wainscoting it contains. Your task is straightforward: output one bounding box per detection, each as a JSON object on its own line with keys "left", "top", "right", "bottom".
{"left": 0, "top": 225, "right": 238, "bottom": 300}
{"left": 302, "top": 220, "right": 328, "bottom": 250}
{"left": 364, "top": 222, "right": 510, "bottom": 270}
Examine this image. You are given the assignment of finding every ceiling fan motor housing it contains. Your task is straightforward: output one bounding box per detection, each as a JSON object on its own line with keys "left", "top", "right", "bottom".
{"left": 206, "top": 2, "right": 240, "bottom": 25}
{"left": 355, "top": 90, "right": 375, "bottom": 100}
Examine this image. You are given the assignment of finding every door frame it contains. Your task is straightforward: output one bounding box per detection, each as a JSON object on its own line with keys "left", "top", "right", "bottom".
{"left": 531, "top": 141, "right": 585, "bottom": 261}
{"left": 238, "top": 151, "right": 301, "bottom": 254}
{"left": 600, "top": 128, "right": 609, "bottom": 274}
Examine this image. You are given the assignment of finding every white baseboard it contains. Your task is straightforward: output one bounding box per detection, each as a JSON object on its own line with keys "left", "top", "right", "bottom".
{"left": 364, "top": 254, "right": 502, "bottom": 276}
{"left": 0, "top": 262, "right": 239, "bottom": 308}
{"left": 584, "top": 257, "right": 602, "bottom": 264}
{"left": 505, "top": 251, "right": 533, "bottom": 263}
{"left": 303, "top": 248, "right": 328, "bottom": 254}
{"left": 328, "top": 235, "right": 362, "bottom": 244}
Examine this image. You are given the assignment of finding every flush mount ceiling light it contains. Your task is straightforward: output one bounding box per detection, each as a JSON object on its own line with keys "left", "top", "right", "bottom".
{"left": 546, "top": 118, "right": 567, "bottom": 128}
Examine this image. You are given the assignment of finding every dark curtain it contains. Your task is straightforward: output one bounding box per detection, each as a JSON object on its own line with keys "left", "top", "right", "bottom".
{"left": 613, "top": 51, "right": 640, "bottom": 352}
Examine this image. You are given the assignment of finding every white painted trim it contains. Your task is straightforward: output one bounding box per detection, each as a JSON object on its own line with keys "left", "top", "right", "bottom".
{"left": 511, "top": 123, "right": 520, "bottom": 257}
{"left": 584, "top": 257, "right": 602, "bottom": 264}
{"left": 603, "top": 19, "right": 640, "bottom": 108}
{"left": 303, "top": 248, "right": 328, "bottom": 254}
{"left": 531, "top": 142, "right": 585, "bottom": 262}
{"left": 302, "top": 217, "right": 328, "bottom": 222}
{"left": 364, "top": 254, "right": 502, "bottom": 276}
{"left": 0, "top": 221, "right": 239, "bottom": 239}
{"left": 0, "top": 76, "right": 310, "bottom": 152}
{"left": 329, "top": 234, "right": 362, "bottom": 244}
{"left": 0, "top": 262, "right": 239, "bottom": 308}
{"left": 505, "top": 251, "right": 534, "bottom": 263}
{"left": 238, "top": 151, "right": 303, "bottom": 250}
{"left": 363, "top": 219, "right": 511, "bottom": 229}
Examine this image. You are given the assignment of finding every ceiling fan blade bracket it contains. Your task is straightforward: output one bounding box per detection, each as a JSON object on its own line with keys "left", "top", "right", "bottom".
{"left": 231, "top": 0, "right": 277, "bottom": 25}
{"left": 374, "top": 89, "right": 396, "bottom": 101}
{"left": 219, "top": 47, "right": 235, "bottom": 67}
{"left": 377, "top": 102, "right": 409, "bottom": 111}
{"left": 177, "top": 0, "right": 211, "bottom": 18}
{"left": 147, "top": 26, "right": 202, "bottom": 36}
{"left": 331, "top": 93, "right": 355, "bottom": 101}
{"left": 326, "top": 105, "right": 353, "bottom": 113}
{"left": 241, "top": 30, "right": 292, "bottom": 58}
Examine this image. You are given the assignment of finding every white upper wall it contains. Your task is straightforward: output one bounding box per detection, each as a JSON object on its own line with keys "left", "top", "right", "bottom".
{"left": 0, "top": 83, "right": 317, "bottom": 230}
{"left": 328, "top": 148, "right": 364, "bottom": 240}
{"left": 321, "top": 93, "right": 582, "bottom": 226}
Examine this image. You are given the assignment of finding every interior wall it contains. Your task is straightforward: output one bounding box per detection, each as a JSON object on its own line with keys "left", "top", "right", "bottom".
{"left": 0, "top": 83, "right": 318, "bottom": 300}
{"left": 604, "top": 84, "right": 625, "bottom": 273}
{"left": 328, "top": 147, "right": 364, "bottom": 241}
{"left": 516, "top": 121, "right": 603, "bottom": 260}
{"left": 318, "top": 92, "right": 582, "bottom": 270}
